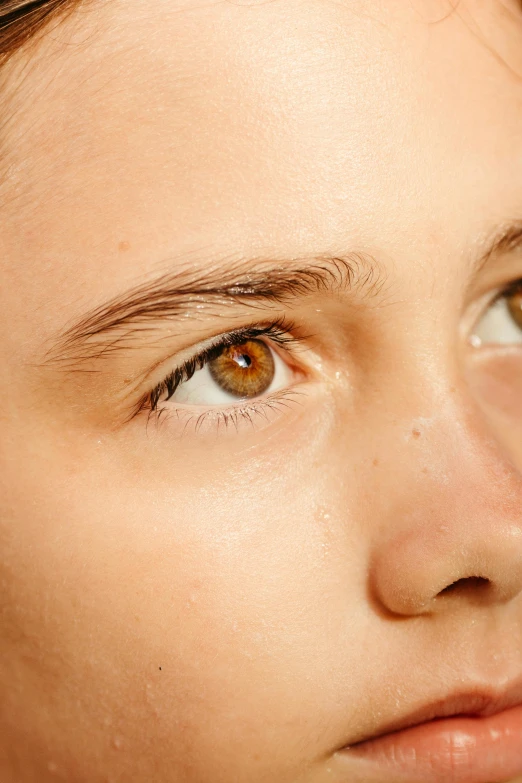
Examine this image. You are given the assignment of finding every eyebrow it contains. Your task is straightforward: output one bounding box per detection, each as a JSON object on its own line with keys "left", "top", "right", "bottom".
{"left": 42, "top": 221, "right": 522, "bottom": 371}
{"left": 42, "top": 251, "right": 383, "bottom": 369}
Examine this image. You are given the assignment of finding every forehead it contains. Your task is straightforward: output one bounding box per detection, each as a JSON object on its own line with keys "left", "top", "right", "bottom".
{"left": 1, "top": 0, "right": 522, "bottom": 313}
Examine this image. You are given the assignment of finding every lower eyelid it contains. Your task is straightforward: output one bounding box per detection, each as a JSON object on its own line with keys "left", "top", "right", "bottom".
{"left": 145, "top": 387, "right": 307, "bottom": 437}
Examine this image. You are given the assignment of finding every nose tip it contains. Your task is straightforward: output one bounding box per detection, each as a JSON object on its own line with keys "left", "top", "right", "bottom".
{"left": 371, "top": 521, "right": 522, "bottom": 617}
{"left": 364, "top": 381, "right": 522, "bottom": 619}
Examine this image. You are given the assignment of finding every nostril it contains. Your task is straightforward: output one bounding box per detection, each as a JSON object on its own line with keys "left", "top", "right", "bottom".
{"left": 438, "top": 576, "right": 491, "bottom": 596}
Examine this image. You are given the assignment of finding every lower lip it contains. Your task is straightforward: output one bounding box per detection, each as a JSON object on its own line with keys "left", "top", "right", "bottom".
{"left": 343, "top": 704, "right": 522, "bottom": 783}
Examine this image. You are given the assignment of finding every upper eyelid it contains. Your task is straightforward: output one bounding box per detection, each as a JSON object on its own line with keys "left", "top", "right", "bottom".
{"left": 475, "top": 277, "right": 522, "bottom": 318}
{"left": 499, "top": 278, "right": 522, "bottom": 298}
{"left": 119, "top": 317, "right": 291, "bottom": 398}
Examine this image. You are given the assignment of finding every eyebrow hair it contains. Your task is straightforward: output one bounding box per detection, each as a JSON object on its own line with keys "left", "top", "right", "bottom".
{"left": 42, "top": 251, "right": 383, "bottom": 368}
{"left": 41, "top": 221, "right": 522, "bottom": 371}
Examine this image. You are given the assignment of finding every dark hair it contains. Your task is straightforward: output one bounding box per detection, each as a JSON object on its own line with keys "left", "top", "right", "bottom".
{"left": 0, "top": 0, "right": 78, "bottom": 65}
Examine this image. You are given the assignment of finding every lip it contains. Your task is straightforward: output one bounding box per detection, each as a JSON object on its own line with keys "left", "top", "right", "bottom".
{"left": 341, "top": 685, "right": 522, "bottom": 783}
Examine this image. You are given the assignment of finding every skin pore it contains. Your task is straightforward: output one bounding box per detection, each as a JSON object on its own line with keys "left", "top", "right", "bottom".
{"left": 2, "top": 0, "right": 522, "bottom": 780}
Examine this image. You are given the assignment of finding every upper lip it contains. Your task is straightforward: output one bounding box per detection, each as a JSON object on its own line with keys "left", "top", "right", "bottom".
{"left": 348, "top": 679, "right": 522, "bottom": 748}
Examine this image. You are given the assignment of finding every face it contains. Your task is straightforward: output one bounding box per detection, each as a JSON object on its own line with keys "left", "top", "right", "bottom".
{"left": 2, "top": 1, "right": 522, "bottom": 781}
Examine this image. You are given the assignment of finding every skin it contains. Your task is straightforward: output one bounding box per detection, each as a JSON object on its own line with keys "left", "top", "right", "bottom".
{"left": 2, "top": 0, "right": 522, "bottom": 780}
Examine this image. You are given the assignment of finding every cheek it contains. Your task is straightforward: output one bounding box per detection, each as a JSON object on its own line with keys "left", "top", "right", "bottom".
{"left": 0, "top": 411, "right": 369, "bottom": 782}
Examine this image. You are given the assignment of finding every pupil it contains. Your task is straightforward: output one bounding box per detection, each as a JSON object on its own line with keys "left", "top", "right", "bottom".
{"left": 235, "top": 353, "right": 252, "bottom": 369}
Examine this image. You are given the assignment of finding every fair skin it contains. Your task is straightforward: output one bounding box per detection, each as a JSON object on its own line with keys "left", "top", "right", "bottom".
{"left": 2, "top": 0, "right": 522, "bottom": 780}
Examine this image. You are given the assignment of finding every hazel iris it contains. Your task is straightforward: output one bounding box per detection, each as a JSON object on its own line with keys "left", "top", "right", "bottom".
{"left": 208, "top": 339, "right": 275, "bottom": 398}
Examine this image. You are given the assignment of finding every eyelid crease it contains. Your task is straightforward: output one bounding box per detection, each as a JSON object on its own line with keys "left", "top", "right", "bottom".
{"left": 469, "top": 223, "right": 522, "bottom": 283}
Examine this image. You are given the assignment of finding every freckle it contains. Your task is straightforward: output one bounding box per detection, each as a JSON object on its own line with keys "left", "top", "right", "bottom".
{"left": 372, "top": 458, "right": 379, "bottom": 467}
{"left": 118, "top": 240, "right": 130, "bottom": 252}
{"left": 412, "top": 428, "right": 421, "bottom": 439}
{"left": 422, "top": 467, "right": 428, "bottom": 474}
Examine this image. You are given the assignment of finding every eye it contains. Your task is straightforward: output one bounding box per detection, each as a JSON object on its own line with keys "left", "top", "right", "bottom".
{"left": 471, "top": 283, "right": 522, "bottom": 346}
{"left": 141, "top": 315, "right": 306, "bottom": 419}
{"left": 171, "top": 338, "right": 292, "bottom": 406}
{"left": 138, "top": 318, "right": 307, "bottom": 429}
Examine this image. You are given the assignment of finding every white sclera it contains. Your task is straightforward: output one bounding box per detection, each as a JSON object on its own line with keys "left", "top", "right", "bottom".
{"left": 168, "top": 344, "right": 294, "bottom": 406}
{"left": 472, "top": 297, "right": 522, "bottom": 346}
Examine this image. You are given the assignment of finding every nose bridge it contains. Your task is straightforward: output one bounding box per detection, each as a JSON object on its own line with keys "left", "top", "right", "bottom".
{"left": 369, "top": 382, "right": 522, "bottom": 616}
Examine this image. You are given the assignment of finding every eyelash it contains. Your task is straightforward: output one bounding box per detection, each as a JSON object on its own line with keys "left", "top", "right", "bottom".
{"left": 135, "top": 316, "right": 304, "bottom": 427}
{"left": 499, "top": 279, "right": 522, "bottom": 300}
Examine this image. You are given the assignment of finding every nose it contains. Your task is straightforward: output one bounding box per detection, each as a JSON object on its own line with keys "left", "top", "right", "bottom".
{"left": 370, "top": 400, "right": 522, "bottom": 617}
